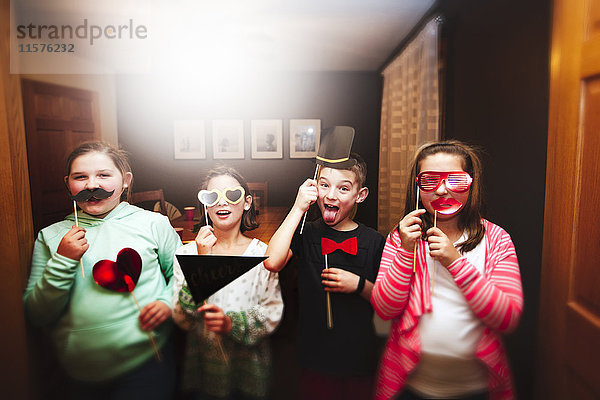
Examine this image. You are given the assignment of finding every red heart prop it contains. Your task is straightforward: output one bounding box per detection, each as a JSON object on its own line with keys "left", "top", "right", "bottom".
{"left": 93, "top": 248, "right": 142, "bottom": 292}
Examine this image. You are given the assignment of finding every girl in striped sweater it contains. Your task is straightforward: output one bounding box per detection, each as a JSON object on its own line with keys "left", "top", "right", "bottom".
{"left": 371, "top": 141, "right": 523, "bottom": 400}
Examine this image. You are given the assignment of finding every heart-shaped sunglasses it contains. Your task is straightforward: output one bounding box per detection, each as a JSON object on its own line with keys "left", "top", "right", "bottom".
{"left": 416, "top": 171, "right": 472, "bottom": 193}
{"left": 198, "top": 186, "right": 246, "bottom": 207}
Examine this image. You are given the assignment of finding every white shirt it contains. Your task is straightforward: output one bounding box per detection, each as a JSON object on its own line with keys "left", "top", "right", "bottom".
{"left": 407, "top": 233, "right": 488, "bottom": 398}
{"left": 171, "top": 238, "right": 283, "bottom": 336}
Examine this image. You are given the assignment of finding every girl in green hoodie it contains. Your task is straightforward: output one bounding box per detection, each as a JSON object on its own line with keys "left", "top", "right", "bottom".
{"left": 24, "top": 142, "right": 181, "bottom": 399}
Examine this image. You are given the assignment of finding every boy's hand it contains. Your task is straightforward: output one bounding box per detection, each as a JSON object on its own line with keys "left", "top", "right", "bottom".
{"left": 195, "top": 225, "right": 217, "bottom": 255}
{"left": 293, "top": 179, "right": 318, "bottom": 213}
{"left": 398, "top": 209, "right": 426, "bottom": 252}
{"left": 198, "top": 303, "right": 232, "bottom": 334}
{"left": 321, "top": 267, "right": 359, "bottom": 293}
{"left": 57, "top": 226, "right": 89, "bottom": 261}
{"left": 426, "top": 227, "right": 461, "bottom": 267}
{"left": 139, "top": 300, "right": 171, "bottom": 331}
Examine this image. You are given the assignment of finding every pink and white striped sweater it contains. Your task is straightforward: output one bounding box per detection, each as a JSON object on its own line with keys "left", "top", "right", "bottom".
{"left": 371, "top": 219, "right": 523, "bottom": 400}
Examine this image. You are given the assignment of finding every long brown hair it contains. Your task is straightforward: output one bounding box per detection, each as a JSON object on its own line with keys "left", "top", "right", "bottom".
{"left": 198, "top": 166, "right": 259, "bottom": 233}
{"left": 402, "top": 140, "right": 485, "bottom": 253}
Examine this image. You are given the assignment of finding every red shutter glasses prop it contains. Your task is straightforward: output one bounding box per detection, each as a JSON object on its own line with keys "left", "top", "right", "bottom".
{"left": 416, "top": 171, "right": 473, "bottom": 193}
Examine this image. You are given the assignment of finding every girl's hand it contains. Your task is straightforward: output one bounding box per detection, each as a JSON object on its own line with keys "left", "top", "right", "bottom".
{"left": 139, "top": 301, "right": 171, "bottom": 331}
{"left": 198, "top": 303, "right": 232, "bottom": 334}
{"left": 321, "top": 267, "right": 359, "bottom": 293}
{"left": 426, "top": 227, "right": 462, "bottom": 267}
{"left": 57, "top": 226, "right": 89, "bottom": 261}
{"left": 293, "top": 179, "right": 318, "bottom": 213}
{"left": 398, "top": 209, "right": 426, "bottom": 252}
{"left": 195, "top": 225, "right": 217, "bottom": 255}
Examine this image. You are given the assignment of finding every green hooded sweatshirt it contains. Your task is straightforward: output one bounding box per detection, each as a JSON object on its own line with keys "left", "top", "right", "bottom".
{"left": 24, "top": 202, "right": 181, "bottom": 382}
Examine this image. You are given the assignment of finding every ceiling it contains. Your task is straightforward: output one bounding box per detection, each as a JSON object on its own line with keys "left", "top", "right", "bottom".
{"left": 13, "top": 0, "right": 436, "bottom": 73}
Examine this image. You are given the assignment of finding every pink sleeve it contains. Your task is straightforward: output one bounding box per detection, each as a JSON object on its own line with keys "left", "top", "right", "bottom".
{"left": 447, "top": 223, "right": 523, "bottom": 333}
{"left": 371, "top": 230, "right": 415, "bottom": 321}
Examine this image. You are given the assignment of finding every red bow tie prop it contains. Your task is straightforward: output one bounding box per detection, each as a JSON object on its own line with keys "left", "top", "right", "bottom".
{"left": 321, "top": 237, "right": 357, "bottom": 256}
{"left": 320, "top": 237, "right": 357, "bottom": 330}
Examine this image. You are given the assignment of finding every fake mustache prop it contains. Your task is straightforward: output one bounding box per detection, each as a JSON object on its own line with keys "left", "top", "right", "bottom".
{"left": 70, "top": 188, "right": 115, "bottom": 202}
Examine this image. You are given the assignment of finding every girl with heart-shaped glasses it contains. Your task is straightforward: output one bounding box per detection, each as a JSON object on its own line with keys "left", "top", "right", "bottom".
{"left": 172, "top": 166, "right": 283, "bottom": 399}
{"left": 24, "top": 141, "right": 180, "bottom": 398}
{"left": 371, "top": 140, "right": 523, "bottom": 400}
{"left": 198, "top": 186, "right": 246, "bottom": 207}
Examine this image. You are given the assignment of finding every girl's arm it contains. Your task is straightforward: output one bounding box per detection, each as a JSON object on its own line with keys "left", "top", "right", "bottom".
{"left": 153, "top": 216, "right": 181, "bottom": 305}
{"left": 446, "top": 227, "right": 523, "bottom": 333}
{"left": 23, "top": 233, "right": 79, "bottom": 326}
{"left": 138, "top": 217, "right": 181, "bottom": 331}
{"left": 171, "top": 245, "right": 194, "bottom": 330}
{"left": 264, "top": 179, "right": 317, "bottom": 272}
{"left": 371, "top": 230, "right": 414, "bottom": 321}
{"left": 226, "top": 266, "right": 283, "bottom": 346}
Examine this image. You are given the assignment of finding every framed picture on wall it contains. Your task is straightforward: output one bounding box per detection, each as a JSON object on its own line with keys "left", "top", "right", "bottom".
{"left": 289, "top": 119, "right": 320, "bottom": 158}
{"left": 251, "top": 119, "right": 283, "bottom": 159}
{"left": 173, "top": 120, "right": 206, "bottom": 159}
{"left": 212, "top": 119, "right": 245, "bottom": 159}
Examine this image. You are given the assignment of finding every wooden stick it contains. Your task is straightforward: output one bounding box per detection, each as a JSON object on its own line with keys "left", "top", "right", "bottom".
{"left": 299, "top": 164, "right": 320, "bottom": 235}
{"left": 131, "top": 291, "right": 162, "bottom": 362}
{"left": 73, "top": 201, "right": 85, "bottom": 278}
{"left": 203, "top": 300, "right": 228, "bottom": 364}
{"left": 412, "top": 190, "right": 420, "bottom": 273}
{"left": 432, "top": 210, "right": 437, "bottom": 292}
{"left": 325, "top": 254, "right": 333, "bottom": 329}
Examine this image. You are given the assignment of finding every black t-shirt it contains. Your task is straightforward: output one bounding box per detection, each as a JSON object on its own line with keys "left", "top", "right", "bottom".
{"left": 290, "top": 219, "right": 385, "bottom": 376}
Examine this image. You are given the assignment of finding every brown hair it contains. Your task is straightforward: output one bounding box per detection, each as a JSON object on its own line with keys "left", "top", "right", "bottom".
{"left": 320, "top": 152, "right": 368, "bottom": 188}
{"left": 402, "top": 140, "right": 485, "bottom": 253}
{"left": 65, "top": 141, "right": 133, "bottom": 201}
{"left": 198, "top": 166, "right": 259, "bottom": 233}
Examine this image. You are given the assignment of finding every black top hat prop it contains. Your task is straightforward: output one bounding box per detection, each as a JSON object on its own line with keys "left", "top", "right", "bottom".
{"left": 316, "top": 126, "right": 356, "bottom": 169}
{"left": 299, "top": 126, "right": 356, "bottom": 234}
{"left": 176, "top": 254, "right": 268, "bottom": 303}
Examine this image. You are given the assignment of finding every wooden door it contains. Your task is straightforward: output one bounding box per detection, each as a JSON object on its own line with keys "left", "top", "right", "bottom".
{"left": 1, "top": 0, "right": 34, "bottom": 397}
{"left": 21, "top": 79, "right": 100, "bottom": 233}
{"left": 536, "top": 0, "right": 600, "bottom": 398}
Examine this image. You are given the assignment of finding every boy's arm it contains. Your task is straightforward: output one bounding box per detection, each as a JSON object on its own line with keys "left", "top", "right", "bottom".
{"left": 320, "top": 269, "right": 374, "bottom": 302}
{"left": 358, "top": 280, "right": 374, "bottom": 302}
{"left": 264, "top": 178, "right": 317, "bottom": 272}
{"left": 263, "top": 208, "right": 301, "bottom": 271}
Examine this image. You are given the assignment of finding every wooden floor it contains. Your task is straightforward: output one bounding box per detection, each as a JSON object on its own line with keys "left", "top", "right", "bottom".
{"left": 171, "top": 206, "right": 288, "bottom": 244}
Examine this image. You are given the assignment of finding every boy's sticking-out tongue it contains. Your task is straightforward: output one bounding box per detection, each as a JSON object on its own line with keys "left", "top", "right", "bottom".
{"left": 323, "top": 204, "right": 339, "bottom": 223}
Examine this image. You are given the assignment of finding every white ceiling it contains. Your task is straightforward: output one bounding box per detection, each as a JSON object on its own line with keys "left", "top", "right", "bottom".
{"left": 14, "top": 0, "right": 436, "bottom": 73}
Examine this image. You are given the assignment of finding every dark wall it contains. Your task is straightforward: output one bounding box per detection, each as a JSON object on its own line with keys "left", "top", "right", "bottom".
{"left": 439, "top": 0, "right": 551, "bottom": 398}
{"left": 116, "top": 72, "right": 382, "bottom": 228}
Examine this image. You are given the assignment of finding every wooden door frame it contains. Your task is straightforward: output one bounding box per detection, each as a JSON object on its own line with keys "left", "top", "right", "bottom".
{"left": 536, "top": 0, "right": 597, "bottom": 398}
{"left": 0, "top": 0, "right": 34, "bottom": 397}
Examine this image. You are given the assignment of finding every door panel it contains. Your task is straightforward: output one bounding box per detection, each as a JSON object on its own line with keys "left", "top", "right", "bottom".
{"left": 537, "top": 0, "right": 600, "bottom": 398}
{"left": 21, "top": 79, "right": 99, "bottom": 233}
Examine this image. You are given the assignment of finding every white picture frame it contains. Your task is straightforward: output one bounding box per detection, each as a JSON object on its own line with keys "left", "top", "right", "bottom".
{"left": 173, "top": 120, "right": 206, "bottom": 159}
{"left": 251, "top": 119, "right": 283, "bottom": 159}
{"left": 212, "top": 119, "right": 245, "bottom": 159}
{"left": 289, "top": 119, "right": 321, "bottom": 158}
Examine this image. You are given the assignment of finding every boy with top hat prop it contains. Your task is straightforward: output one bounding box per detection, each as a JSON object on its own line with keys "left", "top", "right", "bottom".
{"left": 265, "top": 126, "right": 386, "bottom": 400}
